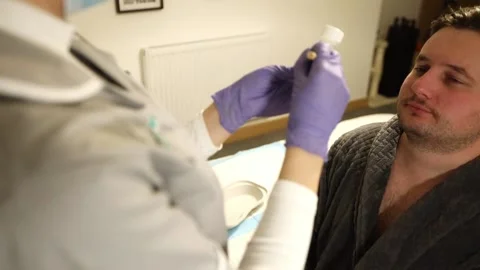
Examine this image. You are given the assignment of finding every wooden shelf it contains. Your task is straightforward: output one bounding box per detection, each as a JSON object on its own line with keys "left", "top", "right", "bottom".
{"left": 368, "top": 94, "right": 397, "bottom": 108}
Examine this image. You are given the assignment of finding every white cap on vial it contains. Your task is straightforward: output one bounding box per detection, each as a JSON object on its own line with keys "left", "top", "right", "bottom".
{"left": 306, "top": 24, "right": 344, "bottom": 60}
{"left": 320, "top": 24, "right": 344, "bottom": 46}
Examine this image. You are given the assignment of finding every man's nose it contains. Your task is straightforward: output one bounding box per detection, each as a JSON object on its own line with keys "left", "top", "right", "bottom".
{"left": 410, "top": 71, "right": 440, "bottom": 100}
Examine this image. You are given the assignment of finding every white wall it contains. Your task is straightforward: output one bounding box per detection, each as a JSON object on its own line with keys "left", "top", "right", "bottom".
{"left": 377, "top": 0, "right": 423, "bottom": 38}
{"left": 69, "top": 0, "right": 383, "bottom": 101}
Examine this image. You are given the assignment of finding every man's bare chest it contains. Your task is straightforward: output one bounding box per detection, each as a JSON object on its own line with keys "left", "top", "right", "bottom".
{"left": 377, "top": 170, "right": 446, "bottom": 233}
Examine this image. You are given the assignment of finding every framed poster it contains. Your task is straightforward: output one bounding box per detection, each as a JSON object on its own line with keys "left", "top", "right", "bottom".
{"left": 116, "top": 0, "right": 163, "bottom": 13}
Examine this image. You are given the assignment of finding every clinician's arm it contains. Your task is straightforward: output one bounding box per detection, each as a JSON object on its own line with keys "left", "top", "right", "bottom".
{"left": 182, "top": 42, "right": 348, "bottom": 269}
{"left": 183, "top": 104, "right": 226, "bottom": 159}
{"left": 202, "top": 103, "right": 230, "bottom": 147}
{"left": 238, "top": 147, "right": 323, "bottom": 269}
{"left": 183, "top": 103, "right": 236, "bottom": 159}
{"left": 279, "top": 147, "right": 323, "bottom": 191}
{"left": 240, "top": 42, "right": 350, "bottom": 269}
{"left": 183, "top": 101, "right": 327, "bottom": 269}
{"left": 185, "top": 65, "right": 293, "bottom": 159}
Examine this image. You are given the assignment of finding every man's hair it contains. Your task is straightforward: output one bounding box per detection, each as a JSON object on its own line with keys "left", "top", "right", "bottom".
{"left": 430, "top": 5, "right": 480, "bottom": 35}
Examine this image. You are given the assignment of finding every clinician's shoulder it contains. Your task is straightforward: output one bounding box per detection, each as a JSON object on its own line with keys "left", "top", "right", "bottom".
{"left": 0, "top": 97, "right": 157, "bottom": 175}
{"left": 0, "top": 30, "right": 160, "bottom": 165}
{"left": 0, "top": 30, "right": 104, "bottom": 104}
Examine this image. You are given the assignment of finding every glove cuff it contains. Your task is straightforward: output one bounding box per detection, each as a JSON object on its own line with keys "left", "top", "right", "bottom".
{"left": 285, "top": 129, "right": 330, "bottom": 160}
{"left": 211, "top": 93, "right": 242, "bottom": 134}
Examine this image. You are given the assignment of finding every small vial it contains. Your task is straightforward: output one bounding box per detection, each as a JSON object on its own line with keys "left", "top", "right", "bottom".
{"left": 307, "top": 25, "right": 345, "bottom": 60}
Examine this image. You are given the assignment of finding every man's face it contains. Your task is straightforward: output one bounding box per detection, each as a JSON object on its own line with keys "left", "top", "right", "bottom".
{"left": 397, "top": 27, "right": 480, "bottom": 152}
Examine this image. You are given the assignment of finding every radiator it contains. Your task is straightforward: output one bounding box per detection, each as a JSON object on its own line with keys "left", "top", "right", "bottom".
{"left": 141, "top": 32, "right": 271, "bottom": 123}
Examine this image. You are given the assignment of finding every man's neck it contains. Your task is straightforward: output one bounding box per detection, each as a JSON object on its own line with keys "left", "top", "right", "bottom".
{"left": 395, "top": 133, "right": 480, "bottom": 180}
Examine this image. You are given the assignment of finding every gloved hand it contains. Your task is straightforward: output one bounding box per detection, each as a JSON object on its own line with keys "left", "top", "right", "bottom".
{"left": 286, "top": 42, "right": 350, "bottom": 159}
{"left": 211, "top": 66, "right": 293, "bottom": 133}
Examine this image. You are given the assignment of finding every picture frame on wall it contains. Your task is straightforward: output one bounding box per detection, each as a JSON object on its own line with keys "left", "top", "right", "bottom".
{"left": 115, "top": 0, "right": 163, "bottom": 14}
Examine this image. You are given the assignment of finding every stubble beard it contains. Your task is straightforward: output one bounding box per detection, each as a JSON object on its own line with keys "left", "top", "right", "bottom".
{"left": 398, "top": 111, "right": 480, "bottom": 154}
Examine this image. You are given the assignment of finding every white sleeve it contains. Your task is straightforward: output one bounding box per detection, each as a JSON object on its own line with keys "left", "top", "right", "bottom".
{"left": 240, "top": 180, "right": 318, "bottom": 270}
{"left": 184, "top": 111, "right": 222, "bottom": 159}
{"left": 183, "top": 112, "right": 319, "bottom": 269}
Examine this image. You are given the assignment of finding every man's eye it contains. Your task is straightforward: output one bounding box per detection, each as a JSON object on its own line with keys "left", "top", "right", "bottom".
{"left": 445, "top": 75, "right": 463, "bottom": 85}
{"left": 413, "top": 66, "right": 428, "bottom": 75}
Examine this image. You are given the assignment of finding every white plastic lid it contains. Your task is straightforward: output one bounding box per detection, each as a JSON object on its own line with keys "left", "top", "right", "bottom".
{"left": 306, "top": 24, "right": 344, "bottom": 60}
{"left": 320, "top": 24, "right": 344, "bottom": 46}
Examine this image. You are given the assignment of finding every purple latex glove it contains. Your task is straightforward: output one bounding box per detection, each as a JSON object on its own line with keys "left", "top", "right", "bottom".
{"left": 211, "top": 66, "right": 293, "bottom": 133}
{"left": 286, "top": 42, "right": 350, "bottom": 159}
